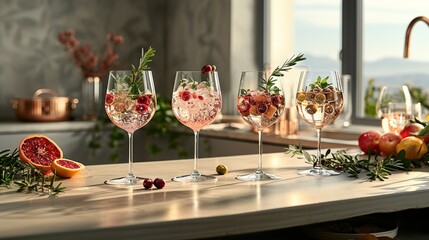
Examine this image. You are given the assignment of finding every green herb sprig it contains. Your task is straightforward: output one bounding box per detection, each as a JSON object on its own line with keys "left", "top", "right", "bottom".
{"left": 114, "top": 46, "right": 156, "bottom": 97}
{"left": 285, "top": 145, "right": 409, "bottom": 181}
{"left": 0, "top": 149, "right": 65, "bottom": 195}
{"left": 309, "top": 76, "right": 330, "bottom": 90}
{"left": 259, "top": 53, "right": 306, "bottom": 94}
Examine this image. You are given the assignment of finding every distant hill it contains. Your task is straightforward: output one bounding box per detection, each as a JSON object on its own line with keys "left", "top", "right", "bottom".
{"left": 297, "top": 54, "right": 429, "bottom": 90}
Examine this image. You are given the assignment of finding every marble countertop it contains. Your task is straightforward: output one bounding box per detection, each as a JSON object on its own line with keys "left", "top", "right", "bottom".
{"left": 1, "top": 151, "right": 429, "bottom": 240}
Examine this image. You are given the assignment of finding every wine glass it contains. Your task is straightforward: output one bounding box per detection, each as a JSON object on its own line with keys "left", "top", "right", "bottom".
{"left": 236, "top": 71, "right": 286, "bottom": 181}
{"left": 104, "top": 70, "right": 157, "bottom": 185}
{"left": 171, "top": 70, "right": 222, "bottom": 182}
{"left": 375, "top": 85, "right": 412, "bottom": 134}
{"left": 296, "top": 70, "right": 344, "bottom": 176}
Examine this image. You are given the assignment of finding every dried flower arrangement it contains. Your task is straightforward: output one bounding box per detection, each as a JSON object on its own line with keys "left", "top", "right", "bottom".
{"left": 58, "top": 30, "right": 124, "bottom": 79}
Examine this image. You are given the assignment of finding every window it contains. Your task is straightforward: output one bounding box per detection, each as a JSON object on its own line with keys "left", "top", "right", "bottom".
{"left": 345, "top": 0, "right": 429, "bottom": 125}
{"left": 293, "top": 0, "right": 341, "bottom": 71}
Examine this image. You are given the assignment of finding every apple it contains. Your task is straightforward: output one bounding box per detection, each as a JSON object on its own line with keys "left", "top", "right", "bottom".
{"left": 379, "top": 132, "right": 402, "bottom": 156}
{"left": 358, "top": 130, "right": 381, "bottom": 154}
{"left": 400, "top": 122, "right": 429, "bottom": 144}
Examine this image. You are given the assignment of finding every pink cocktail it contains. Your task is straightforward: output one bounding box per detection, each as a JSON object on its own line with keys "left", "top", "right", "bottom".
{"left": 171, "top": 70, "right": 222, "bottom": 182}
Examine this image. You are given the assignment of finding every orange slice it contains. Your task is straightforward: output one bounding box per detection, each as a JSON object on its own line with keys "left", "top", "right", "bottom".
{"left": 51, "top": 158, "right": 85, "bottom": 178}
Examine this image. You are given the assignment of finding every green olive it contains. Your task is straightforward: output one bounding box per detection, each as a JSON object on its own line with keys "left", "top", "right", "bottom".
{"left": 216, "top": 164, "right": 228, "bottom": 175}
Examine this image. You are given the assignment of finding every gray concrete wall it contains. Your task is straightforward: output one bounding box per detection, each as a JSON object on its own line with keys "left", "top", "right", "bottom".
{"left": 0, "top": 0, "right": 261, "bottom": 120}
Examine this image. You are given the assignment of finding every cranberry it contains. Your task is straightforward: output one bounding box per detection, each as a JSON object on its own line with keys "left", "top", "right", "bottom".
{"left": 135, "top": 104, "right": 148, "bottom": 114}
{"left": 154, "top": 178, "right": 166, "bottom": 189}
{"left": 257, "top": 103, "right": 268, "bottom": 114}
{"left": 201, "top": 64, "right": 213, "bottom": 74}
{"left": 198, "top": 95, "right": 204, "bottom": 100}
{"left": 180, "top": 91, "right": 191, "bottom": 101}
{"left": 105, "top": 93, "right": 114, "bottom": 105}
{"left": 137, "top": 95, "right": 151, "bottom": 105}
{"left": 143, "top": 178, "right": 153, "bottom": 189}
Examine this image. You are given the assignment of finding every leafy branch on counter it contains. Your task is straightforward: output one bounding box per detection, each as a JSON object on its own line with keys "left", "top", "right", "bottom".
{"left": 0, "top": 149, "right": 65, "bottom": 195}
{"left": 285, "top": 145, "right": 410, "bottom": 181}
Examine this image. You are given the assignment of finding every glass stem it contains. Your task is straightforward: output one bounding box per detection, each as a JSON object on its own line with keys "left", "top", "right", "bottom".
{"left": 128, "top": 132, "right": 134, "bottom": 177}
{"left": 315, "top": 128, "right": 322, "bottom": 169}
{"left": 193, "top": 131, "right": 199, "bottom": 173}
{"left": 257, "top": 130, "right": 263, "bottom": 173}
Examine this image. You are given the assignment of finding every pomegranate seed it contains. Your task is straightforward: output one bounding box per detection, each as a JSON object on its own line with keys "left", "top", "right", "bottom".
{"left": 105, "top": 93, "right": 114, "bottom": 105}
{"left": 180, "top": 91, "right": 191, "bottom": 101}
{"left": 135, "top": 104, "right": 148, "bottom": 114}
{"left": 137, "top": 95, "right": 151, "bottom": 105}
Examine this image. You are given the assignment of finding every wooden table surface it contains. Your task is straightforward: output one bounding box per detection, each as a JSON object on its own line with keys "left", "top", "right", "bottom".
{"left": 1, "top": 150, "right": 429, "bottom": 240}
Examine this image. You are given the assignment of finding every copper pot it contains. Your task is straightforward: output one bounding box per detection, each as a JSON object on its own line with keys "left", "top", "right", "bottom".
{"left": 10, "top": 89, "right": 79, "bottom": 122}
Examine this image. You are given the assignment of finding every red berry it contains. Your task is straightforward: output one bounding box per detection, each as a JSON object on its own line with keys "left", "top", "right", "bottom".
{"left": 237, "top": 100, "right": 251, "bottom": 113}
{"left": 201, "top": 64, "right": 213, "bottom": 74}
{"left": 244, "top": 94, "right": 255, "bottom": 105}
{"left": 143, "top": 178, "right": 153, "bottom": 189}
{"left": 198, "top": 95, "right": 204, "bottom": 100}
{"left": 257, "top": 103, "right": 268, "bottom": 114}
{"left": 154, "top": 178, "right": 166, "bottom": 189}
{"left": 105, "top": 93, "right": 114, "bottom": 105}
{"left": 137, "top": 95, "right": 151, "bottom": 105}
{"left": 270, "top": 95, "right": 279, "bottom": 106}
{"left": 180, "top": 91, "right": 191, "bottom": 101}
{"left": 135, "top": 104, "right": 148, "bottom": 114}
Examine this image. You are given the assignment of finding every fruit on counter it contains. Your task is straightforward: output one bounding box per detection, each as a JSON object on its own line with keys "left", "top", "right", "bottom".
{"left": 400, "top": 122, "right": 429, "bottom": 144}
{"left": 18, "top": 134, "right": 63, "bottom": 175}
{"left": 378, "top": 132, "right": 402, "bottom": 156}
{"left": 358, "top": 130, "right": 381, "bottom": 154}
{"left": 51, "top": 158, "right": 85, "bottom": 178}
{"left": 143, "top": 178, "right": 153, "bottom": 189}
{"left": 216, "top": 164, "right": 228, "bottom": 175}
{"left": 154, "top": 178, "right": 166, "bottom": 189}
{"left": 396, "top": 136, "right": 428, "bottom": 160}
{"left": 201, "top": 64, "right": 216, "bottom": 74}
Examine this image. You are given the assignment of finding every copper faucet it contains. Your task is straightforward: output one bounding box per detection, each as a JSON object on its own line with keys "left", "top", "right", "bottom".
{"left": 403, "top": 16, "right": 429, "bottom": 58}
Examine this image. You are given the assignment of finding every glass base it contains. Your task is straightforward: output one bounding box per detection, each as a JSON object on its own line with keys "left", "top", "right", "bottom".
{"left": 104, "top": 175, "right": 145, "bottom": 185}
{"left": 298, "top": 168, "right": 340, "bottom": 176}
{"left": 236, "top": 170, "right": 282, "bottom": 181}
{"left": 172, "top": 171, "right": 217, "bottom": 182}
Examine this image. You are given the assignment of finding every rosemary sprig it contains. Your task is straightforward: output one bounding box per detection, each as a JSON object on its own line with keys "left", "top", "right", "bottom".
{"left": 0, "top": 149, "right": 65, "bottom": 195}
{"left": 285, "top": 145, "right": 409, "bottom": 181}
{"left": 260, "top": 53, "right": 306, "bottom": 94}
{"left": 114, "top": 47, "right": 156, "bottom": 98}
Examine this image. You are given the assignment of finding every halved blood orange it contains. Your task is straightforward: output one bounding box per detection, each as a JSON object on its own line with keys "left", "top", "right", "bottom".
{"left": 19, "top": 135, "right": 63, "bottom": 175}
{"left": 51, "top": 158, "right": 85, "bottom": 178}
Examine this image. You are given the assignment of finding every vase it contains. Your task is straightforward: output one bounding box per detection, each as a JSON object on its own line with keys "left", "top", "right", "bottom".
{"left": 82, "top": 76, "right": 102, "bottom": 121}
